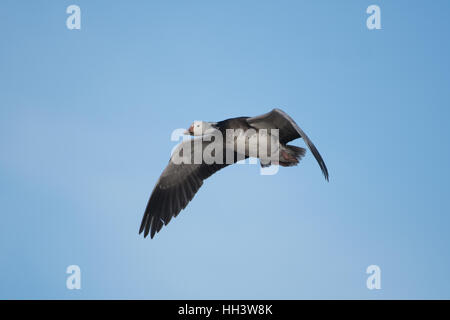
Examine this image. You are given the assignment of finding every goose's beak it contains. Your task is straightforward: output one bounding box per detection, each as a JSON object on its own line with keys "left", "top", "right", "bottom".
{"left": 184, "top": 124, "right": 194, "bottom": 135}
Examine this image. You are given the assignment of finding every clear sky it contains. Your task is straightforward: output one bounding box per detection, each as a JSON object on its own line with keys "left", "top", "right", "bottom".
{"left": 1, "top": 0, "right": 450, "bottom": 299}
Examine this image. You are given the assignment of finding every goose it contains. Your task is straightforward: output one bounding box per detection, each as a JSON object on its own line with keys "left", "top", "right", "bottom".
{"left": 139, "top": 108, "right": 329, "bottom": 238}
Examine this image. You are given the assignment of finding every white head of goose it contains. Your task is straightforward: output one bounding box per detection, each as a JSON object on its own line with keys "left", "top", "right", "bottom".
{"left": 140, "top": 108, "right": 329, "bottom": 239}
{"left": 184, "top": 120, "right": 218, "bottom": 136}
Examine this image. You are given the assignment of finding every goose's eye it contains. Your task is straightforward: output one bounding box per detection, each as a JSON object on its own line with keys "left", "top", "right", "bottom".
{"left": 196, "top": 125, "right": 200, "bottom": 127}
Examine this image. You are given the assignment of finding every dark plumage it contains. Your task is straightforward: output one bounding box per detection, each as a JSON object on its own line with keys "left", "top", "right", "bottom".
{"left": 139, "top": 108, "right": 329, "bottom": 239}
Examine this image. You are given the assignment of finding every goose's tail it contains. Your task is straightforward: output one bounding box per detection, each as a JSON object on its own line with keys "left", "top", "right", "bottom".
{"left": 279, "top": 145, "right": 306, "bottom": 167}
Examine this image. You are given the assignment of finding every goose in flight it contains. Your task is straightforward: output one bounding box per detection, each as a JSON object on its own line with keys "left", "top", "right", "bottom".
{"left": 139, "top": 108, "right": 329, "bottom": 238}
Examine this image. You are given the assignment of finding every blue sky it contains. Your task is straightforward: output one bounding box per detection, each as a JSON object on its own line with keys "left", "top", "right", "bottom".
{"left": 1, "top": 0, "right": 450, "bottom": 299}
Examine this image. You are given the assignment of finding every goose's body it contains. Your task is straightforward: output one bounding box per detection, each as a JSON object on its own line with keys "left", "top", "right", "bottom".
{"left": 139, "top": 108, "right": 329, "bottom": 238}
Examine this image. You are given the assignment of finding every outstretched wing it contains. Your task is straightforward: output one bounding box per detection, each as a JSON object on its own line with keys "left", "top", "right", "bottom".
{"left": 247, "top": 108, "right": 329, "bottom": 181}
{"left": 139, "top": 138, "right": 229, "bottom": 239}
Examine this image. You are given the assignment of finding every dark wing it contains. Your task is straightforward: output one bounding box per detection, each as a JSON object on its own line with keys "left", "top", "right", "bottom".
{"left": 139, "top": 138, "right": 229, "bottom": 239}
{"left": 247, "top": 108, "right": 329, "bottom": 181}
